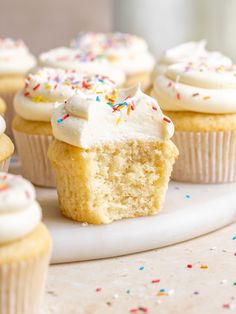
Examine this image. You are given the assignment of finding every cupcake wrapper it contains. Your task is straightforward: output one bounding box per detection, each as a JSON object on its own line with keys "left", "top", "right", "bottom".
{"left": 13, "top": 130, "right": 55, "bottom": 187}
{"left": 171, "top": 131, "right": 236, "bottom": 183}
{"left": 0, "top": 91, "right": 15, "bottom": 140}
{"left": 0, "top": 252, "right": 50, "bottom": 314}
{"left": 0, "top": 157, "right": 11, "bottom": 172}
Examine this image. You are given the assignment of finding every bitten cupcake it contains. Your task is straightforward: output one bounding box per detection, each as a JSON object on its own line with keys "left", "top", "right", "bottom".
{"left": 13, "top": 67, "right": 116, "bottom": 187}
{"left": 39, "top": 47, "right": 126, "bottom": 87}
{"left": 0, "top": 38, "right": 36, "bottom": 137}
{"left": 48, "top": 85, "right": 178, "bottom": 224}
{"left": 70, "top": 32, "right": 155, "bottom": 90}
{"left": 0, "top": 115, "right": 14, "bottom": 172}
{"left": 152, "top": 61, "right": 236, "bottom": 183}
{"left": 152, "top": 40, "right": 232, "bottom": 79}
{"left": 0, "top": 172, "right": 52, "bottom": 314}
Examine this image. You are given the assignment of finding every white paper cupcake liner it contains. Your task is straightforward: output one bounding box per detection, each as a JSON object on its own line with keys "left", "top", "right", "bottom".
{"left": 0, "top": 157, "right": 11, "bottom": 172}
{"left": 171, "top": 131, "right": 236, "bottom": 183}
{"left": 0, "top": 91, "right": 16, "bottom": 140}
{"left": 13, "top": 130, "right": 55, "bottom": 187}
{"left": 0, "top": 252, "right": 50, "bottom": 314}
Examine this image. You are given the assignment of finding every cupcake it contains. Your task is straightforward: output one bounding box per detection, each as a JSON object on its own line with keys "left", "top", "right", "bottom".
{"left": 152, "top": 61, "right": 236, "bottom": 183}
{"left": 48, "top": 85, "right": 178, "bottom": 224}
{"left": 0, "top": 115, "right": 14, "bottom": 172}
{"left": 39, "top": 47, "right": 126, "bottom": 87}
{"left": 0, "top": 172, "right": 52, "bottom": 314}
{"left": 152, "top": 40, "right": 232, "bottom": 79}
{"left": 0, "top": 38, "right": 36, "bottom": 137}
{"left": 13, "top": 67, "right": 117, "bottom": 187}
{"left": 71, "top": 32, "right": 155, "bottom": 90}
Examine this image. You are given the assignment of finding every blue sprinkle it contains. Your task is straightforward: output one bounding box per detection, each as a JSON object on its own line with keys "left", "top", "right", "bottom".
{"left": 96, "top": 96, "right": 100, "bottom": 101}
{"left": 160, "top": 289, "right": 165, "bottom": 292}
{"left": 98, "top": 79, "right": 104, "bottom": 83}
{"left": 232, "top": 236, "right": 236, "bottom": 240}
{"left": 185, "top": 195, "right": 191, "bottom": 199}
{"left": 139, "top": 266, "right": 144, "bottom": 271}
{"left": 57, "top": 119, "right": 63, "bottom": 123}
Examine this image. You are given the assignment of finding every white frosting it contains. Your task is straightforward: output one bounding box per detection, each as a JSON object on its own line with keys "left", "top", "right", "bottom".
{"left": 51, "top": 84, "right": 174, "bottom": 149}
{"left": 0, "top": 115, "right": 6, "bottom": 135}
{"left": 0, "top": 173, "right": 42, "bottom": 244}
{"left": 39, "top": 47, "right": 126, "bottom": 86}
{"left": 153, "top": 40, "right": 232, "bottom": 78}
{"left": 0, "top": 38, "right": 36, "bottom": 74}
{"left": 153, "top": 62, "right": 236, "bottom": 114}
{"left": 70, "top": 32, "right": 155, "bottom": 75}
{"left": 14, "top": 67, "right": 116, "bottom": 122}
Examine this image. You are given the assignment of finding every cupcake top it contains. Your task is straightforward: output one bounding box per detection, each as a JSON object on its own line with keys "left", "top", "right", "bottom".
{"left": 39, "top": 47, "right": 126, "bottom": 86}
{"left": 0, "top": 115, "right": 6, "bottom": 137}
{"left": 0, "top": 172, "right": 42, "bottom": 244}
{"left": 152, "top": 62, "right": 236, "bottom": 114}
{"left": 51, "top": 84, "right": 174, "bottom": 149}
{"left": 14, "top": 67, "right": 116, "bottom": 122}
{"left": 153, "top": 40, "right": 232, "bottom": 78}
{"left": 0, "top": 38, "right": 36, "bottom": 75}
{"left": 70, "top": 32, "right": 155, "bottom": 75}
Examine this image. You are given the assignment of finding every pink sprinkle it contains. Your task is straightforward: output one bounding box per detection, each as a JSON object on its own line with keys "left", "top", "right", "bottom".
{"left": 25, "top": 190, "right": 31, "bottom": 199}
{"left": 151, "top": 279, "right": 160, "bottom": 283}
{"left": 176, "top": 93, "right": 181, "bottom": 100}
{"left": 95, "top": 288, "right": 101, "bottom": 292}
{"left": 152, "top": 106, "right": 157, "bottom": 111}
{"left": 167, "top": 82, "right": 173, "bottom": 88}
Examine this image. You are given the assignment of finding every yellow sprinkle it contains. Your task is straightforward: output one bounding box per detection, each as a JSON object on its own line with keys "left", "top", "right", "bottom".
{"left": 200, "top": 265, "right": 208, "bottom": 269}
{"left": 115, "top": 117, "right": 121, "bottom": 125}
{"left": 203, "top": 96, "right": 211, "bottom": 100}
{"left": 63, "top": 82, "right": 71, "bottom": 86}
{"left": 234, "top": 74, "right": 236, "bottom": 78}
{"left": 127, "top": 106, "right": 131, "bottom": 116}
{"left": 157, "top": 292, "right": 167, "bottom": 296}
{"left": 45, "top": 84, "right": 52, "bottom": 90}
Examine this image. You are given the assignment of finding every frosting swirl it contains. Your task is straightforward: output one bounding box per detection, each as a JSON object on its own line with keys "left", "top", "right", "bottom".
{"left": 152, "top": 62, "right": 236, "bottom": 114}
{"left": 70, "top": 32, "right": 155, "bottom": 75}
{"left": 0, "top": 115, "right": 6, "bottom": 135}
{"left": 0, "top": 38, "right": 36, "bottom": 74}
{"left": 51, "top": 84, "right": 174, "bottom": 149}
{"left": 153, "top": 40, "right": 232, "bottom": 78}
{"left": 0, "top": 172, "right": 42, "bottom": 244}
{"left": 14, "top": 67, "right": 116, "bottom": 122}
{"left": 39, "top": 47, "right": 126, "bottom": 86}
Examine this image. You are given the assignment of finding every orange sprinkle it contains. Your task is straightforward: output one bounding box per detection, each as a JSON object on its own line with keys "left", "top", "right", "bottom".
{"left": 203, "top": 96, "right": 211, "bottom": 100}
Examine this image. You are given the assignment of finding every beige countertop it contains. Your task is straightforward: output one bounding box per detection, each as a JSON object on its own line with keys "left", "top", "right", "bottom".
{"left": 43, "top": 222, "right": 236, "bottom": 314}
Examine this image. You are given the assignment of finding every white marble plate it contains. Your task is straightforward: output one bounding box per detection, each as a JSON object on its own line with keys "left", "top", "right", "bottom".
{"left": 36, "top": 182, "right": 236, "bottom": 264}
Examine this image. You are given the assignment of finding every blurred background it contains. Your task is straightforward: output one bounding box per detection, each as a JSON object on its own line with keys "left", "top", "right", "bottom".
{"left": 0, "top": 0, "right": 235, "bottom": 60}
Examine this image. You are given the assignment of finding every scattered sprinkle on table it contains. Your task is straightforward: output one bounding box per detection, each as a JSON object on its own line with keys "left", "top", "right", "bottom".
{"left": 185, "top": 195, "right": 191, "bottom": 199}
{"left": 232, "top": 236, "right": 236, "bottom": 240}
{"left": 151, "top": 279, "right": 160, "bottom": 283}
{"left": 139, "top": 266, "right": 145, "bottom": 271}
{"left": 200, "top": 265, "right": 208, "bottom": 269}
{"left": 95, "top": 288, "right": 102, "bottom": 292}
{"left": 187, "top": 264, "right": 193, "bottom": 268}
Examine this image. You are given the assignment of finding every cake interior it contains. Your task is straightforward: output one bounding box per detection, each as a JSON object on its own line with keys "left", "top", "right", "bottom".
{"left": 48, "top": 139, "right": 178, "bottom": 224}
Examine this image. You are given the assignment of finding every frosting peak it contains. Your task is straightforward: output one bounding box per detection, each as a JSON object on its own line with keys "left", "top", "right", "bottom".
{"left": 153, "top": 40, "right": 232, "bottom": 77}
{"left": 152, "top": 62, "right": 236, "bottom": 114}
{"left": 71, "top": 32, "right": 155, "bottom": 75}
{"left": 39, "top": 47, "right": 126, "bottom": 86}
{"left": 51, "top": 84, "right": 174, "bottom": 149}
{"left": 0, "top": 38, "right": 36, "bottom": 74}
{"left": 14, "top": 67, "right": 116, "bottom": 122}
{"left": 0, "top": 173, "right": 42, "bottom": 244}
